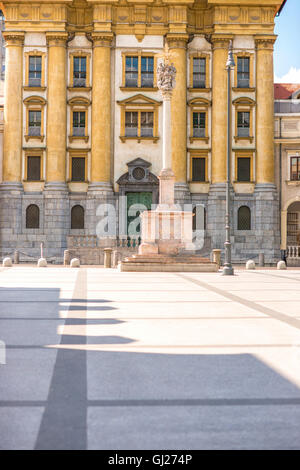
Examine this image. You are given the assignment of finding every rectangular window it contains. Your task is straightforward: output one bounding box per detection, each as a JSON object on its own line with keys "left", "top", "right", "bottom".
{"left": 237, "top": 57, "right": 250, "bottom": 88}
{"left": 141, "top": 112, "right": 153, "bottom": 137}
{"left": 193, "top": 112, "right": 206, "bottom": 138}
{"left": 291, "top": 156, "right": 300, "bottom": 181}
{"left": 29, "top": 56, "right": 42, "bottom": 87}
{"left": 73, "top": 57, "right": 86, "bottom": 88}
{"left": 192, "top": 158, "right": 206, "bottom": 182}
{"left": 141, "top": 57, "right": 154, "bottom": 88}
{"left": 27, "top": 156, "right": 41, "bottom": 181}
{"left": 29, "top": 110, "right": 41, "bottom": 136}
{"left": 73, "top": 111, "right": 86, "bottom": 137}
{"left": 237, "top": 111, "right": 250, "bottom": 137}
{"left": 125, "top": 56, "right": 138, "bottom": 87}
{"left": 193, "top": 58, "right": 206, "bottom": 88}
{"left": 71, "top": 157, "right": 85, "bottom": 182}
{"left": 125, "top": 112, "right": 138, "bottom": 137}
{"left": 237, "top": 157, "right": 251, "bottom": 182}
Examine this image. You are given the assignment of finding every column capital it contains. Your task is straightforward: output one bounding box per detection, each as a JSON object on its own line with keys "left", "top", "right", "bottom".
{"left": 166, "top": 34, "right": 189, "bottom": 50}
{"left": 2, "top": 31, "right": 24, "bottom": 46}
{"left": 211, "top": 34, "right": 233, "bottom": 50}
{"left": 255, "top": 35, "right": 277, "bottom": 51}
{"left": 46, "top": 32, "right": 68, "bottom": 47}
{"left": 91, "top": 33, "right": 114, "bottom": 47}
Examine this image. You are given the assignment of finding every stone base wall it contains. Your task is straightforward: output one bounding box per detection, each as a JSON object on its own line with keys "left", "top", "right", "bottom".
{"left": 0, "top": 184, "right": 281, "bottom": 264}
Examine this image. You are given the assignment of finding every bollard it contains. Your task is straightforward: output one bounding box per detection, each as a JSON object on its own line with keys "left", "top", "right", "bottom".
{"left": 246, "top": 259, "right": 255, "bottom": 270}
{"left": 104, "top": 248, "right": 113, "bottom": 268}
{"left": 259, "top": 253, "right": 265, "bottom": 267}
{"left": 70, "top": 258, "right": 80, "bottom": 268}
{"left": 212, "top": 249, "right": 221, "bottom": 268}
{"left": 64, "top": 250, "right": 71, "bottom": 266}
{"left": 14, "top": 250, "right": 19, "bottom": 264}
{"left": 3, "top": 257, "right": 12, "bottom": 267}
{"left": 277, "top": 260, "right": 287, "bottom": 270}
{"left": 38, "top": 258, "right": 47, "bottom": 267}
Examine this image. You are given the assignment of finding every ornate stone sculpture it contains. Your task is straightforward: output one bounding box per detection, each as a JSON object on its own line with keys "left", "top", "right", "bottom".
{"left": 157, "top": 61, "right": 176, "bottom": 96}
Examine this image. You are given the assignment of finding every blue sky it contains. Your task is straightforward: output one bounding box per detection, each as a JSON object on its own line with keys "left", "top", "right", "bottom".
{"left": 274, "top": 0, "right": 300, "bottom": 82}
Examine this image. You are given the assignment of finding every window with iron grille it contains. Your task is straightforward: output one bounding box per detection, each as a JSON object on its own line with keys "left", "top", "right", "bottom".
{"left": 193, "top": 112, "right": 206, "bottom": 138}
{"left": 192, "top": 157, "right": 206, "bottom": 182}
{"left": 237, "top": 157, "right": 251, "bottom": 182}
{"left": 237, "top": 57, "right": 250, "bottom": 88}
{"left": 29, "top": 110, "right": 41, "bottom": 136}
{"left": 71, "top": 205, "right": 84, "bottom": 229}
{"left": 71, "top": 157, "right": 85, "bottom": 182}
{"left": 73, "top": 111, "right": 85, "bottom": 137}
{"left": 27, "top": 156, "right": 41, "bottom": 181}
{"left": 26, "top": 204, "right": 40, "bottom": 229}
{"left": 237, "top": 111, "right": 250, "bottom": 137}
{"left": 238, "top": 206, "right": 251, "bottom": 230}
{"left": 193, "top": 58, "right": 206, "bottom": 88}
{"left": 125, "top": 56, "right": 138, "bottom": 87}
{"left": 141, "top": 57, "right": 154, "bottom": 88}
{"left": 29, "top": 56, "right": 42, "bottom": 87}
{"left": 290, "top": 156, "right": 300, "bottom": 181}
{"left": 141, "top": 112, "right": 153, "bottom": 137}
{"left": 125, "top": 112, "right": 138, "bottom": 137}
{"left": 73, "top": 57, "right": 86, "bottom": 87}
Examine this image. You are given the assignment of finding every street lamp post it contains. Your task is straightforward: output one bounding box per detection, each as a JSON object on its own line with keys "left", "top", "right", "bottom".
{"left": 222, "top": 40, "right": 235, "bottom": 276}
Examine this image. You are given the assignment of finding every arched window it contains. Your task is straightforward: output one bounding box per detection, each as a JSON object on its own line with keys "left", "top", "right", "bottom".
{"left": 238, "top": 206, "right": 251, "bottom": 231}
{"left": 71, "top": 205, "right": 84, "bottom": 229}
{"left": 26, "top": 204, "right": 40, "bottom": 229}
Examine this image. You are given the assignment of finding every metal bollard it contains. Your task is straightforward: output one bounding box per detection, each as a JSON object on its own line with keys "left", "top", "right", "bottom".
{"left": 64, "top": 250, "right": 71, "bottom": 266}
{"left": 104, "top": 248, "right": 113, "bottom": 268}
{"left": 212, "top": 249, "right": 222, "bottom": 268}
{"left": 14, "top": 250, "right": 19, "bottom": 264}
{"left": 259, "top": 253, "right": 265, "bottom": 267}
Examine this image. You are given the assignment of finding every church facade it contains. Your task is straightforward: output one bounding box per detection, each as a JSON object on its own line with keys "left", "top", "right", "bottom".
{"left": 0, "top": 0, "right": 284, "bottom": 263}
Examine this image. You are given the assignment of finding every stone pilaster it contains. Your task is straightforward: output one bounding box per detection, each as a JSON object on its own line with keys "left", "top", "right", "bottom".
{"left": 2, "top": 32, "right": 24, "bottom": 189}
{"left": 167, "top": 34, "right": 188, "bottom": 194}
{"left": 255, "top": 35, "right": 277, "bottom": 185}
{"left": 89, "top": 33, "right": 114, "bottom": 193}
{"left": 211, "top": 34, "right": 232, "bottom": 184}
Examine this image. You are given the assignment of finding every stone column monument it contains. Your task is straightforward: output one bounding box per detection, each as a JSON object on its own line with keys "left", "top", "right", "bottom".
{"left": 119, "top": 55, "right": 217, "bottom": 272}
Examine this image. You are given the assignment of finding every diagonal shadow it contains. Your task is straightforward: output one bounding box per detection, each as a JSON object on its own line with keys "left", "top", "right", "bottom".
{"left": 35, "top": 270, "right": 88, "bottom": 450}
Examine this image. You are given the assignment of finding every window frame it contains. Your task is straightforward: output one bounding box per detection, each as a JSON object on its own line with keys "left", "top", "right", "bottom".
{"left": 25, "top": 204, "right": 40, "bottom": 230}
{"left": 233, "top": 52, "right": 255, "bottom": 91}
{"left": 24, "top": 50, "right": 46, "bottom": 90}
{"left": 69, "top": 51, "right": 91, "bottom": 90}
{"left": 71, "top": 204, "right": 85, "bottom": 230}
{"left": 188, "top": 98, "right": 210, "bottom": 144}
{"left": 290, "top": 156, "right": 300, "bottom": 181}
{"left": 235, "top": 154, "right": 253, "bottom": 183}
{"left": 70, "top": 156, "right": 87, "bottom": 182}
{"left": 188, "top": 53, "right": 211, "bottom": 92}
{"left": 117, "top": 94, "right": 161, "bottom": 143}
{"left": 237, "top": 205, "right": 251, "bottom": 231}
{"left": 121, "top": 52, "right": 158, "bottom": 91}
{"left": 26, "top": 155, "right": 42, "bottom": 182}
{"left": 67, "top": 150, "right": 89, "bottom": 184}
{"left": 68, "top": 97, "right": 90, "bottom": 143}
{"left": 191, "top": 156, "right": 207, "bottom": 183}
{"left": 233, "top": 97, "right": 255, "bottom": 143}
{"left": 24, "top": 96, "right": 46, "bottom": 142}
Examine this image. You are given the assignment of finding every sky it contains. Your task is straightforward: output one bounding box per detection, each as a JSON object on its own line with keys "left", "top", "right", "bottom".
{"left": 274, "top": 0, "right": 300, "bottom": 83}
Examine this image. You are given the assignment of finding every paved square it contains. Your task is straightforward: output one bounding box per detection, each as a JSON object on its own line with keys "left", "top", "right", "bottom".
{"left": 1, "top": 266, "right": 300, "bottom": 449}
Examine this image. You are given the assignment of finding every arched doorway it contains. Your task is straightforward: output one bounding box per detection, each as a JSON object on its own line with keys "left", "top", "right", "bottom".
{"left": 117, "top": 158, "right": 159, "bottom": 242}
{"left": 287, "top": 201, "right": 300, "bottom": 264}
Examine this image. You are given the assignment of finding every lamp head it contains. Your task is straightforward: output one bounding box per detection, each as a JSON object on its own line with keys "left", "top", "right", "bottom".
{"left": 226, "top": 40, "right": 235, "bottom": 69}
